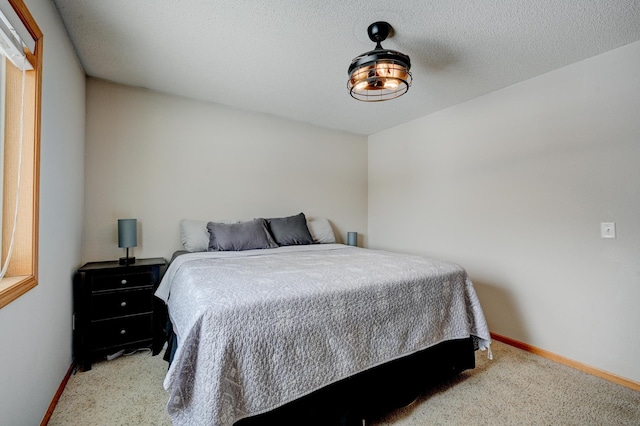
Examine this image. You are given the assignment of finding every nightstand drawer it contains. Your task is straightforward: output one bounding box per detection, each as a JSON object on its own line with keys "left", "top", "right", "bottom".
{"left": 91, "top": 288, "right": 154, "bottom": 320}
{"left": 91, "top": 314, "right": 153, "bottom": 350}
{"left": 91, "top": 271, "right": 155, "bottom": 292}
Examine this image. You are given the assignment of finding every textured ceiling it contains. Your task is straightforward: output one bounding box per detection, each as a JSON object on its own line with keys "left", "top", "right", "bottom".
{"left": 52, "top": 0, "right": 640, "bottom": 135}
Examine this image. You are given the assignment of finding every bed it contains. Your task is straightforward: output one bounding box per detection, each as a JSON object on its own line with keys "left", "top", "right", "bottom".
{"left": 155, "top": 216, "right": 491, "bottom": 425}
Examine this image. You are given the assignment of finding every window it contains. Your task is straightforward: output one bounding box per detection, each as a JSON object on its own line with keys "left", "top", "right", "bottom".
{"left": 0, "top": 0, "right": 42, "bottom": 309}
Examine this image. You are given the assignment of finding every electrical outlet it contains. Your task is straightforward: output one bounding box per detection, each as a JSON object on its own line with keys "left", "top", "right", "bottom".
{"left": 601, "top": 222, "right": 616, "bottom": 239}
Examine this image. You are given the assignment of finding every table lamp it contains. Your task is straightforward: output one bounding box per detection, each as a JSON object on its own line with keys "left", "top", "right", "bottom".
{"left": 118, "top": 219, "right": 137, "bottom": 265}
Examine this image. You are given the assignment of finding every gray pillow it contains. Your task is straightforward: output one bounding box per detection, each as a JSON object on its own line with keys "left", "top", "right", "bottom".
{"left": 207, "top": 219, "right": 278, "bottom": 251}
{"left": 266, "top": 213, "right": 314, "bottom": 246}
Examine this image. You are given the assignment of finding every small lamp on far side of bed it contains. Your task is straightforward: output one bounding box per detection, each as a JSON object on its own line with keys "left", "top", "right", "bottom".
{"left": 118, "top": 219, "right": 137, "bottom": 265}
{"left": 347, "top": 232, "right": 358, "bottom": 247}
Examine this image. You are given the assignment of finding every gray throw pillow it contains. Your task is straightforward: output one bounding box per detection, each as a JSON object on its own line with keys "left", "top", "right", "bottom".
{"left": 266, "top": 213, "right": 314, "bottom": 246}
{"left": 207, "top": 219, "right": 278, "bottom": 251}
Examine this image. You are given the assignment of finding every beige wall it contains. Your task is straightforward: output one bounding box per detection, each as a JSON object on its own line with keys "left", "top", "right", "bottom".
{"left": 83, "top": 79, "right": 368, "bottom": 262}
{"left": 0, "top": 0, "right": 86, "bottom": 424}
{"left": 369, "top": 41, "right": 640, "bottom": 382}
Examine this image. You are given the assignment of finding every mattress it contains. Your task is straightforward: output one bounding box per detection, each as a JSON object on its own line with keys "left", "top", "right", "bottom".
{"left": 155, "top": 244, "right": 491, "bottom": 425}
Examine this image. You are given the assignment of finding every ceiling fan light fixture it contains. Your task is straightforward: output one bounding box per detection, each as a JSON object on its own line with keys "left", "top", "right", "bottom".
{"left": 348, "top": 21, "right": 412, "bottom": 102}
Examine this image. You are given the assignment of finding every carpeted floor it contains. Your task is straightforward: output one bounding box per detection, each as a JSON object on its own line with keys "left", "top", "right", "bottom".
{"left": 48, "top": 341, "right": 640, "bottom": 425}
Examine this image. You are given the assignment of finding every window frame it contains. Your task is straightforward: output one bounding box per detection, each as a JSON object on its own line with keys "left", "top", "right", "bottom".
{"left": 0, "top": 0, "right": 42, "bottom": 309}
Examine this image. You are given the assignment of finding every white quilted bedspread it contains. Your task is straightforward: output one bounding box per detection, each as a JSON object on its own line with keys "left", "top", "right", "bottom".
{"left": 155, "top": 244, "right": 490, "bottom": 426}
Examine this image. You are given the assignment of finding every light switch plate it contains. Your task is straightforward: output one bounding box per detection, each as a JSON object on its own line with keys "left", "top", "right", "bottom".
{"left": 601, "top": 222, "right": 616, "bottom": 239}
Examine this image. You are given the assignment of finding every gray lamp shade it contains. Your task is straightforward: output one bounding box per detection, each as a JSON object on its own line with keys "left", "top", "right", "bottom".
{"left": 347, "top": 232, "right": 357, "bottom": 247}
{"left": 118, "top": 219, "right": 138, "bottom": 248}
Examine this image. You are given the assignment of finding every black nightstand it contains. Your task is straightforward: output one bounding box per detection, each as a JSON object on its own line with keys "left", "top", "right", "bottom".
{"left": 73, "top": 257, "right": 167, "bottom": 371}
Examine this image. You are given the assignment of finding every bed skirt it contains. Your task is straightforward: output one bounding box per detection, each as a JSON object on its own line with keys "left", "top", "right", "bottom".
{"left": 161, "top": 316, "right": 474, "bottom": 425}
{"left": 151, "top": 336, "right": 475, "bottom": 425}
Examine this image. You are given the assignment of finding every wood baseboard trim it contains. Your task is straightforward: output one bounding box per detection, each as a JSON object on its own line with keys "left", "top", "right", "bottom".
{"left": 490, "top": 332, "right": 640, "bottom": 392}
{"left": 40, "top": 363, "right": 74, "bottom": 426}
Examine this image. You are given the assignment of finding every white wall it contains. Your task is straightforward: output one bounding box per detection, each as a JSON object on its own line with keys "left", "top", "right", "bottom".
{"left": 369, "top": 41, "right": 640, "bottom": 383}
{"left": 0, "top": 0, "right": 86, "bottom": 425}
{"left": 83, "top": 79, "right": 368, "bottom": 262}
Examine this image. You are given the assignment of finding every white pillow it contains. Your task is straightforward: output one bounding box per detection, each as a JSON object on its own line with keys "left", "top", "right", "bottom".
{"left": 307, "top": 218, "right": 336, "bottom": 244}
{"left": 180, "top": 219, "right": 209, "bottom": 252}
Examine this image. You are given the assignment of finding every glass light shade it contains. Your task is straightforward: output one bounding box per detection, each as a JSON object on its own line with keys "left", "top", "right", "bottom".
{"left": 348, "top": 56, "right": 412, "bottom": 102}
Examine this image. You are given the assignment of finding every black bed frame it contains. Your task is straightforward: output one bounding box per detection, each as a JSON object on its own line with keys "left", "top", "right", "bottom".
{"left": 234, "top": 337, "right": 475, "bottom": 425}
{"left": 162, "top": 320, "right": 474, "bottom": 426}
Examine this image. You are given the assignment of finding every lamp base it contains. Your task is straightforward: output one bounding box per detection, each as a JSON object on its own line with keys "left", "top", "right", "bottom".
{"left": 119, "top": 256, "right": 136, "bottom": 265}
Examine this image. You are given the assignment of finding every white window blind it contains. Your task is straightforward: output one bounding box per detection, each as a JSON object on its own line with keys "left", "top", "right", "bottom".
{"left": 0, "top": 3, "right": 28, "bottom": 280}
{"left": 0, "top": 0, "right": 34, "bottom": 53}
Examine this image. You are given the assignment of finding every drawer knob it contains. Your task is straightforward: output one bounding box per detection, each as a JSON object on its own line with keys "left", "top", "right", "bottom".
{"left": 120, "top": 279, "right": 127, "bottom": 285}
{"left": 120, "top": 301, "right": 127, "bottom": 307}
{"left": 120, "top": 329, "right": 127, "bottom": 335}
